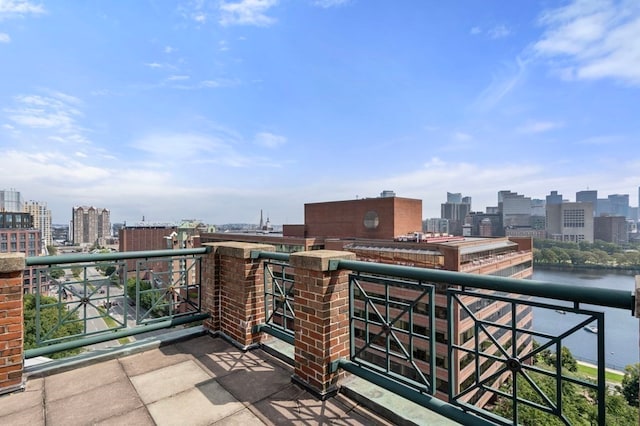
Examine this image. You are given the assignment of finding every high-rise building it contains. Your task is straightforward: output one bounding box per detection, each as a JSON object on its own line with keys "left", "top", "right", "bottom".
{"left": 0, "top": 189, "right": 23, "bottom": 212}
{"left": 608, "top": 194, "right": 630, "bottom": 219}
{"left": 72, "top": 206, "right": 111, "bottom": 246}
{"left": 546, "top": 190, "right": 563, "bottom": 205}
{"left": 546, "top": 202, "right": 594, "bottom": 243}
{"left": 576, "top": 190, "right": 597, "bottom": 216}
{"left": 594, "top": 216, "right": 628, "bottom": 245}
{"left": 499, "top": 191, "right": 532, "bottom": 229}
{"left": 24, "top": 201, "right": 52, "bottom": 248}
{"left": 424, "top": 218, "right": 450, "bottom": 234}
{"left": 441, "top": 193, "right": 471, "bottom": 236}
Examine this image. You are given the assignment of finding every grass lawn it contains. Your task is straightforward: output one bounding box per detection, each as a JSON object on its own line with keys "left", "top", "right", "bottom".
{"left": 576, "top": 362, "right": 624, "bottom": 384}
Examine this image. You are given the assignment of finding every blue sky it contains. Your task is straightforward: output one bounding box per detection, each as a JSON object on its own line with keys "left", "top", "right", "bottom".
{"left": 1, "top": 0, "right": 639, "bottom": 225}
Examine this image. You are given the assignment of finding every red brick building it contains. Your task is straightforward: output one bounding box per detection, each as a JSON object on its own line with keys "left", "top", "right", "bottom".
{"left": 302, "top": 196, "right": 422, "bottom": 239}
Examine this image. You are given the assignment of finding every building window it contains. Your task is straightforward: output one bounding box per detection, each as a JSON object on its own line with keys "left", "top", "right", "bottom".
{"left": 0, "top": 242, "right": 6, "bottom": 252}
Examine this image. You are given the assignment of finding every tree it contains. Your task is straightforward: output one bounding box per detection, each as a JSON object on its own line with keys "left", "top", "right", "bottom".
{"left": 49, "top": 268, "right": 65, "bottom": 280}
{"left": 46, "top": 245, "right": 58, "bottom": 255}
{"left": 621, "top": 364, "right": 640, "bottom": 407}
{"left": 23, "top": 294, "right": 83, "bottom": 359}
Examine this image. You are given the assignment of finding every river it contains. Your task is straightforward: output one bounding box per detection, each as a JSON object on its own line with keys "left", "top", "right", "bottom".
{"left": 531, "top": 268, "right": 638, "bottom": 371}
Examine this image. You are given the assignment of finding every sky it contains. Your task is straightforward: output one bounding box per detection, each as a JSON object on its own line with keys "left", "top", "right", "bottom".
{"left": 1, "top": 0, "right": 639, "bottom": 226}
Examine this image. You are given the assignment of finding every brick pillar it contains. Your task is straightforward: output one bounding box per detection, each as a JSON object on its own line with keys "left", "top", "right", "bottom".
{"left": 0, "top": 253, "right": 25, "bottom": 394}
{"left": 201, "top": 243, "right": 221, "bottom": 333}
{"left": 201, "top": 242, "right": 275, "bottom": 349}
{"left": 290, "top": 250, "right": 355, "bottom": 399}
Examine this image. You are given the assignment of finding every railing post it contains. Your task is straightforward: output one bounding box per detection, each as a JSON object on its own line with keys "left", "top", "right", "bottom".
{"left": 201, "top": 242, "right": 275, "bottom": 349}
{"left": 0, "top": 253, "right": 25, "bottom": 394}
{"left": 290, "top": 250, "right": 356, "bottom": 399}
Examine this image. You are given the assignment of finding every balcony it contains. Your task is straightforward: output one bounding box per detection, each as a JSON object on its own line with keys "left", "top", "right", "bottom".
{"left": 0, "top": 242, "right": 637, "bottom": 425}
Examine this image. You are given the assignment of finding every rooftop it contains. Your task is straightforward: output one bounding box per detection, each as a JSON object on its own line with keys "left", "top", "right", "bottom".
{"left": 1, "top": 331, "right": 457, "bottom": 425}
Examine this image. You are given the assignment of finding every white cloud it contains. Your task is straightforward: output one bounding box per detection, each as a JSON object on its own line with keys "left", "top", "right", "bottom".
{"left": 312, "top": 0, "right": 351, "bottom": 8}
{"left": 0, "top": 0, "right": 45, "bottom": 19}
{"left": 488, "top": 24, "right": 511, "bottom": 39}
{"left": 534, "top": 0, "right": 640, "bottom": 85}
{"left": 470, "top": 26, "right": 482, "bottom": 35}
{"left": 145, "top": 62, "right": 163, "bottom": 68}
{"left": 75, "top": 151, "right": 87, "bottom": 158}
{"left": 0, "top": 32, "right": 10, "bottom": 42}
{"left": 219, "top": 0, "right": 278, "bottom": 27}
{"left": 3, "top": 91, "right": 90, "bottom": 144}
{"left": 255, "top": 131, "right": 286, "bottom": 148}
{"left": 474, "top": 57, "right": 527, "bottom": 110}
{"left": 517, "top": 121, "right": 564, "bottom": 133}
{"left": 130, "top": 130, "right": 283, "bottom": 169}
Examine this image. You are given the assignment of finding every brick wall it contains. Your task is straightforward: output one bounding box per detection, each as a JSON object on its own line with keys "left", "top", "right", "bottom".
{"left": 0, "top": 253, "right": 25, "bottom": 393}
{"left": 290, "top": 250, "right": 355, "bottom": 398}
{"left": 201, "top": 242, "right": 274, "bottom": 349}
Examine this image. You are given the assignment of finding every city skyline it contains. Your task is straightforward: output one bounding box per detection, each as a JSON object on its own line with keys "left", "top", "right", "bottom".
{"left": 1, "top": 1, "right": 639, "bottom": 224}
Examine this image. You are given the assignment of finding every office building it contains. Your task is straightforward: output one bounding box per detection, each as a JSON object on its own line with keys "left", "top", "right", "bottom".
{"left": 499, "top": 191, "right": 532, "bottom": 229}
{"left": 71, "top": 206, "right": 111, "bottom": 246}
{"left": 441, "top": 193, "right": 471, "bottom": 236}
{"left": 594, "top": 216, "right": 628, "bottom": 245}
{"left": 546, "top": 202, "right": 594, "bottom": 243}
{"left": 304, "top": 195, "right": 422, "bottom": 239}
{"left": 0, "top": 189, "right": 23, "bottom": 212}
{"left": 576, "top": 190, "right": 597, "bottom": 216}
{"left": 545, "top": 190, "right": 563, "bottom": 206}
{"left": 24, "top": 201, "right": 52, "bottom": 248}
{"left": 0, "top": 211, "right": 42, "bottom": 293}
{"left": 424, "top": 218, "right": 450, "bottom": 234}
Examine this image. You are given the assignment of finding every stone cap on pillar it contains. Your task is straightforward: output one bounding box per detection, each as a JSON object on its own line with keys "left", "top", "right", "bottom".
{"left": 211, "top": 242, "right": 276, "bottom": 259}
{"left": 290, "top": 250, "right": 356, "bottom": 272}
{"left": 0, "top": 253, "right": 26, "bottom": 274}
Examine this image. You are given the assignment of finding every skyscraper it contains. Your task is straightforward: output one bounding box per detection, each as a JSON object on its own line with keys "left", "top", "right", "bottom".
{"left": 576, "top": 190, "right": 597, "bottom": 216}
{"left": 72, "top": 206, "right": 111, "bottom": 246}
{"left": 441, "top": 193, "right": 471, "bottom": 236}
{"left": 24, "top": 201, "right": 52, "bottom": 248}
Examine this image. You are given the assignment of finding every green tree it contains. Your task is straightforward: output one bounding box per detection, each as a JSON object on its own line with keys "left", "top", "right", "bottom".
{"left": 621, "top": 364, "right": 640, "bottom": 407}
{"left": 23, "top": 294, "right": 83, "bottom": 359}
{"left": 46, "top": 245, "right": 58, "bottom": 255}
{"left": 49, "top": 268, "right": 65, "bottom": 280}
{"left": 126, "top": 277, "right": 168, "bottom": 317}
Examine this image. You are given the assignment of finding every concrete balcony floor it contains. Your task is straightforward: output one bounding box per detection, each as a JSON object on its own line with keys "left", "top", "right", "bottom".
{"left": 0, "top": 334, "right": 399, "bottom": 426}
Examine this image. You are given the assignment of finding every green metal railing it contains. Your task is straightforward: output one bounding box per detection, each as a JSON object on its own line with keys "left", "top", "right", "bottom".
{"left": 24, "top": 247, "right": 211, "bottom": 359}
{"left": 251, "top": 251, "right": 635, "bottom": 426}
{"left": 263, "top": 260, "right": 295, "bottom": 336}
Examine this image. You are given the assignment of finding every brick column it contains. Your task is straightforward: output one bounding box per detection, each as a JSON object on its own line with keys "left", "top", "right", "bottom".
{"left": 201, "top": 243, "right": 221, "bottom": 333}
{"left": 0, "top": 253, "right": 25, "bottom": 394}
{"left": 290, "top": 250, "right": 355, "bottom": 399}
{"left": 201, "top": 242, "right": 275, "bottom": 349}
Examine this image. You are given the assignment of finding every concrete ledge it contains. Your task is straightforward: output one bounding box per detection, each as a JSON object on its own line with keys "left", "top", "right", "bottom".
{"left": 290, "top": 250, "right": 356, "bottom": 271}
{"left": 216, "top": 242, "right": 276, "bottom": 259}
{"left": 0, "top": 253, "right": 26, "bottom": 274}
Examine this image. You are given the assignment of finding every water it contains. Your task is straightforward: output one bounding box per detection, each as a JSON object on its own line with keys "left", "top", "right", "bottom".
{"left": 531, "top": 268, "right": 638, "bottom": 371}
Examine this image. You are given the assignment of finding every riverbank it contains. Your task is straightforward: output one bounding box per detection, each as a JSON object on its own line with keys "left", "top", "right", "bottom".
{"left": 534, "top": 262, "right": 640, "bottom": 275}
{"left": 576, "top": 360, "right": 625, "bottom": 384}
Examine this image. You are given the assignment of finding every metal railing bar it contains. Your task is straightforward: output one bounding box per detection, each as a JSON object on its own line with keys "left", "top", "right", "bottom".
{"left": 26, "top": 247, "right": 211, "bottom": 266}
{"left": 332, "top": 258, "right": 634, "bottom": 312}
{"left": 25, "top": 312, "right": 209, "bottom": 358}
